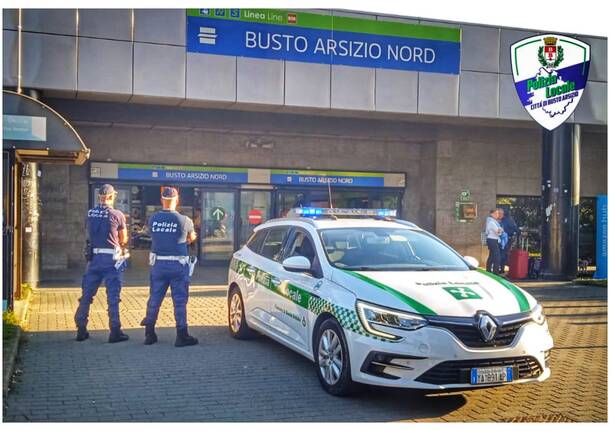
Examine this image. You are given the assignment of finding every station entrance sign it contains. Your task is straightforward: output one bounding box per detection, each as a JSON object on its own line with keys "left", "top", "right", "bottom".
{"left": 187, "top": 9, "right": 461, "bottom": 74}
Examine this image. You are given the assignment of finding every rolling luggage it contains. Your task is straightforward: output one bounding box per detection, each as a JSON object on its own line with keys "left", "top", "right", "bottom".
{"left": 508, "top": 249, "right": 529, "bottom": 279}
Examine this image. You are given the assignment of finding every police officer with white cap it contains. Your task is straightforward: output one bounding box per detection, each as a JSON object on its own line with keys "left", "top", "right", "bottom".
{"left": 75, "top": 184, "right": 130, "bottom": 343}
{"left": 141, "top": 187, "right": 198, "bottom": 347}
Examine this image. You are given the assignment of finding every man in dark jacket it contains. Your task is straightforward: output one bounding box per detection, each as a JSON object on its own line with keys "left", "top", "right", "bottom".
{"left": 499, "top": 207, "right": 519, "bottom": 273}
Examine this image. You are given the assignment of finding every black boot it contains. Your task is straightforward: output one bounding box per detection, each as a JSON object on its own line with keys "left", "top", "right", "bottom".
{"left": 76, "top": 326, "right": 89, "bottom": 342}
{"left": 174, "top": 327, "right": 198, "bottom": 347}
{"left": 108, "top": 327, "right": 129, "bottom": 343}
{"left": 144, "top": 325, "right": 158, "bottom": 345}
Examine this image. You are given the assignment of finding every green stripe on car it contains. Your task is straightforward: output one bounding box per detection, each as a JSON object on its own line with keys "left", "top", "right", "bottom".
{"left": 230, "top": 258, "right": 395, "bottom": 342}
{"left": 476, "top": 269, "right": 531, "bottom": 312}
{"left": 343, "top": 270, "right": 437, "bottom": 315}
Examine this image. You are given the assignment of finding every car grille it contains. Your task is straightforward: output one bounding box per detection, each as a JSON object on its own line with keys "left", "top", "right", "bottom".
{"left": 415, "top": 356, "right": 543, "bottom": 385}
{"left": 430, "top": 320, "right": 526, "bottom": 347}
{"left": 427, "top": 313, "right": 532, "bottom": 348}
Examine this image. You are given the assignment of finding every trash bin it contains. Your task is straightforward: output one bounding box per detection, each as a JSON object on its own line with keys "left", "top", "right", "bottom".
{"left": 508, "top": 249, "right": 529, "bottom": 279}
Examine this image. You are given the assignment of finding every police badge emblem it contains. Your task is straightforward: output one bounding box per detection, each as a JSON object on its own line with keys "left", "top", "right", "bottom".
{"left": 510, "top": 34, "right": 590, "bottom": 130}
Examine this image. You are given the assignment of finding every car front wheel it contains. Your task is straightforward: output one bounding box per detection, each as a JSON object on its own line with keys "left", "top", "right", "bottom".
{"left": 227, "top": 286, "right": 254, "bottom": 339}
{"left": 314, "top": 318, "right": 358, "bottom": 396}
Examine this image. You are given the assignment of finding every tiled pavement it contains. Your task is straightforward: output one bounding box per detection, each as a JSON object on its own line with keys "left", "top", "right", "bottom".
{"left": 3, "top": 284, "right": 607, "bottom": 422}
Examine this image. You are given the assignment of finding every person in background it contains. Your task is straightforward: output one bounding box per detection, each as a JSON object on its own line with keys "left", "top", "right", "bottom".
{"left": 499, "top": 207, "right": 519, "bottom": 274}
{"left": 485, "top": 208, "right": 504, "bottom": 275}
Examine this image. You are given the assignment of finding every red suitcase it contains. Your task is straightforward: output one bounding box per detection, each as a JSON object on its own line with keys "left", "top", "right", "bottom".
{"left": 508, "top": 249, "right": 529, "bottom": 279}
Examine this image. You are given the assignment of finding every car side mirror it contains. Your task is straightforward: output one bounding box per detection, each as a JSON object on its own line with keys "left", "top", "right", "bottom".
{"left": 464, "top": 256, "right": 479, "bottom": 268}
{"left": 282, "top": 256, "right": 312, "bottom": 272}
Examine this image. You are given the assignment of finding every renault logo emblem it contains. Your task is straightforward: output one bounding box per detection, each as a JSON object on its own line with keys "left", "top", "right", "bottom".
{"left": 476, "top": 312, "right": 497, "bottom": 342}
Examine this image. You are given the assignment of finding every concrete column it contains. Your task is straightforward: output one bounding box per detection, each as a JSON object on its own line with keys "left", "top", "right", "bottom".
{"left": 20, "top": 89, "right": 41, "bottom": 289}
{"left": 541, "top": 123, "right": 580, "bottom": 279}
{"left": 21, "top": 161, "right": 40, "bottom": 289}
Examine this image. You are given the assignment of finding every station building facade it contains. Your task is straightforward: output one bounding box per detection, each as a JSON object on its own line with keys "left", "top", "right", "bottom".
{"left": 2, "top": 9, "right": 607, "bottom": 276}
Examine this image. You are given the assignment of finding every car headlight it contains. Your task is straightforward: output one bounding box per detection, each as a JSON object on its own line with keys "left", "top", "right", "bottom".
{"left": 356, "top": 301, "right": 428, "bottom": 340}
{"left": 531, "top": 304, "right": 546, "bottom": 325}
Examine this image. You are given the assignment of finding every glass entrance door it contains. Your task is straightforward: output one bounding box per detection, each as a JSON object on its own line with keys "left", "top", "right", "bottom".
{"left": 239, "top": 190, "right": 272, "bottom": 247}
{"left": 201, "top": 191, "right": 236, "bottom": 261}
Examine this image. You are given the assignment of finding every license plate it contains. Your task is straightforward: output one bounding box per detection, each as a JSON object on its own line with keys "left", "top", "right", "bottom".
{"left": 470, "top": 366, "right": 513, "bottom": 385}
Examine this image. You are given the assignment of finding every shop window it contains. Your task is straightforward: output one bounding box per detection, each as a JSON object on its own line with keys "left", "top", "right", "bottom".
{"left": 276, "top": 189, "right": 401, "bottom": 218}
{"left": 579, "top": 197, "right": 596, "bottom": 266}
{"left": 92, "top": 185, "right": 198, "bottom": 254}
{"left": 498, "top": 195, "right": 598, "bottom": 264}
{"left": 135, "top": 186, "right": 196, "bottom": 251}
{"left": 277, "top": 191, "right": 312, "bottom": 217}
{"left": 496, "top": 196, "right": 542, "bottom": 255}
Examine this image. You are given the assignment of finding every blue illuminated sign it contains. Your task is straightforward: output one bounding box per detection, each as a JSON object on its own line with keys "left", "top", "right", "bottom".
{"left": 186, "top": 10, "right": 461, "bottom": 74}
{"left": 594, "top": 195, "right": 607, "bottom": 279}
{"left": 116, "top": 164, "right": 248, "bottom": 184}
{"left": 270, "top": 169, "right": 386, "bottom": 188}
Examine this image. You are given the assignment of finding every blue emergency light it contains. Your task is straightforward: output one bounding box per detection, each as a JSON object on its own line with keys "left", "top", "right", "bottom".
{"left": 297, "top": 207, "right": 324, "bottom": 216}
{"left": 293, "top": 207, "right": 397, "bottom": 218}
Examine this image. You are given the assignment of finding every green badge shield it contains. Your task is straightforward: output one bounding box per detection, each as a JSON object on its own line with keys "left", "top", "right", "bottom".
{"left": 443, "top": 286, "right": 482, "bottom": 300}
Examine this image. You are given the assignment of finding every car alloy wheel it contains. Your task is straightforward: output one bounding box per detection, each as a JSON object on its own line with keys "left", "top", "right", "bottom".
{"left": 229, "top": 291, "right": 243, "bottom": 333}
{"left": 318, "top": 328, "right": 344, "bottom": 386}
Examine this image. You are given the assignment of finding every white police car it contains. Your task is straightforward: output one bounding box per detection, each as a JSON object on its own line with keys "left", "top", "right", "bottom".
{"left": 227, "top": 208, "right": 553, "bottom": 395}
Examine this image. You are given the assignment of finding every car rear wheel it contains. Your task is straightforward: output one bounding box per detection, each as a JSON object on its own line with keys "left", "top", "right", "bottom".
{"left": 314, "top": 318, "right": 358, "bottom": 396}
{"left": 228, "top": 286, "right": 254, "bottom": 339}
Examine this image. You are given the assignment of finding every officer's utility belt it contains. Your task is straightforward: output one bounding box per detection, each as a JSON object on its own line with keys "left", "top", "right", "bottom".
{"left": 93, "top": 248, "right": 115, "bottom": 255}
{"left": 94, "top": 247, "right": 130, "bottom": 261}
{"left": 149, "top": 253, "right": 188, "bottom": 266}
{"left": 149, "top": 253, "right": 197, "bottom": 276}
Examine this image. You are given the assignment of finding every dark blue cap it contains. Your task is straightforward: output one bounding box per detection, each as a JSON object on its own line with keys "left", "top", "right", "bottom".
{"left": 98, "top": 184, "right": 116, "bottom": 196}
{"left": 161, "top": 187, "right": 178, "bottom": 199}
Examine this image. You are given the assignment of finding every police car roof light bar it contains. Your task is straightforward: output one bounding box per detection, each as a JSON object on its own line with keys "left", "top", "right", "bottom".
{"left": 292, "top": 207, "right": 398, "bottom": 218}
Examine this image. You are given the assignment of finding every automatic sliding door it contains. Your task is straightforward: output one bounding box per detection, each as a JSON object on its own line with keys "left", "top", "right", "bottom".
{"left": 201, "top": 191, "right": 236, "bottom": 261}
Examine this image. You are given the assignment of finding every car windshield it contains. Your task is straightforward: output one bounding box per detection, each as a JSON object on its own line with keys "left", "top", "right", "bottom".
{"left": 319, "top": 227, "right": 470, "bottom": 271}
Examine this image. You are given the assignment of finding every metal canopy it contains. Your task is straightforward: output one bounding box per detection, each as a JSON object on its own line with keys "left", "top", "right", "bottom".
{"left": 2, "top": 90, "right": 89, "bottom": 164}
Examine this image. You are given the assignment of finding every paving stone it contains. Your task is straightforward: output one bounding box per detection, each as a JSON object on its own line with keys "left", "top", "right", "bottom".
{"left": 2, "top": 284, "right": 607, "bottom": 422}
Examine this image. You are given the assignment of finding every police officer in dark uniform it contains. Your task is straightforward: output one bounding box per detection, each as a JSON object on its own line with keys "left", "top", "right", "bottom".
{"left": 75, "top": 184, "right": 130, "bottom": 343}
{"left": 141, "top": 187, "right": 198, "bottom": 347}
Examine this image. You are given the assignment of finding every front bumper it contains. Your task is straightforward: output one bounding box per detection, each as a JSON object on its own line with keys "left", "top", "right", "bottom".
{"left": 346, "top": 320, "right": 554, "bottom": 389}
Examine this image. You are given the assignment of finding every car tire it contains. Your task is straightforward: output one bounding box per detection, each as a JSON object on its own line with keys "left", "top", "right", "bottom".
{"left": 227, "top": 286, "right": 255, "bottom": 339}
{"left": 314, "top": 318, "right": 358, "bottom": 396}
